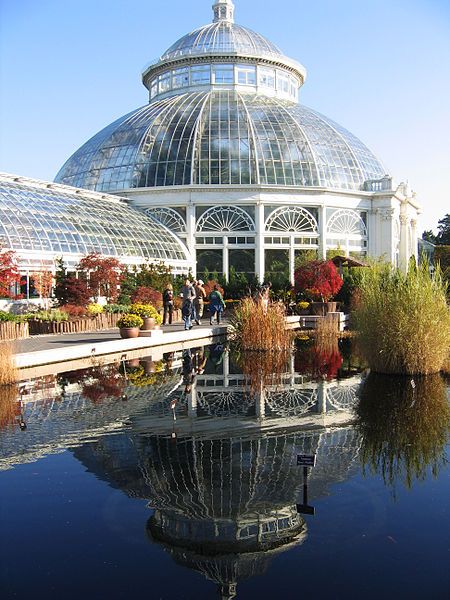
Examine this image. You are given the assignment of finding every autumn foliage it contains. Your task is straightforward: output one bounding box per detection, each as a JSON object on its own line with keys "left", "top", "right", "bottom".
{"left": 294, "top": 260, "right": 343, "bottom": 302}
{"left": 77, "top": 253, "right": 124, "bottom": 303}
{"left": 0, "top": 249, "right": 20, "bottom": 298}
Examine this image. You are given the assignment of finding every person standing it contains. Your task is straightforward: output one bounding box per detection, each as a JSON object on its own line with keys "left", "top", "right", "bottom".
{"left": 193, "top": 279, "right": 207, "bottom": 325}
{"left": 208, "top": 284, "right": 226, "bottom": 325}
{"left": 162, "top": 283, "right": 174, "bottom": 325}
{"left": 181, "top": 278, "right": 196, "bottom": 330}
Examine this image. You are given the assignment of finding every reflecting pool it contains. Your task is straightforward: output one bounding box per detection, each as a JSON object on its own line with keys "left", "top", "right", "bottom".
{"left": 0, "top": 342, "right": 449, "bottom": 599}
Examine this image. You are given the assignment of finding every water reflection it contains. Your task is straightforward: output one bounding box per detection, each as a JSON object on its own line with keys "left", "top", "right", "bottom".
{"left": 356, "top": 373, "right": 450, "bottom": 491}
{"left": 0, "top": 344, "right": 449, "bottom": 596}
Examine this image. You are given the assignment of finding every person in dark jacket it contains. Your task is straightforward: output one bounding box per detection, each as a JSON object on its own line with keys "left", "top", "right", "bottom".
{"left": 208, "top": 284, "right": 226, "bottom": 325}
{"left": 163, "top": 283, "right": 174, "bottom": 325}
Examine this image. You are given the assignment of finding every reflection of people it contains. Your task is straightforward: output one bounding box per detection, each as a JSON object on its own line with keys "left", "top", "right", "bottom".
{"left": 182, "top": 349, "right": 196, "bottom": 392}
{"left": 209, "top": 343, "right": 225, "bottom": 371}
{"left": 163, "top": 351, "right": 174, "bottom": 373}
{"left": 163, "top": 283, "right": 174, "bottom": 325}
{"left": 193, "top": 347, "right": 208, "bottom": 375}
{"left": 193, "top": 280, "right": 207, "bottom": 325}
{"left": 209, "top": 284, "right": 226, "bottom": 325}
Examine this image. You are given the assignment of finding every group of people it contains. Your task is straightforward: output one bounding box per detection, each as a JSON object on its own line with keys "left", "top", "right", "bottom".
{"left": 162, "top": 279, "right": 226, "bottom": 331}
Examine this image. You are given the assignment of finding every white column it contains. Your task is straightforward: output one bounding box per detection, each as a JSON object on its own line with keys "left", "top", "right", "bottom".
{"left": 399, "top": 213, "right": 409, "bottom": 273}
{"left": 317, "top": 381, "right": 327, "bottom": 414}
{"left": 186, "top": 203, "right": 196, "bottom": 276}
{"left": 223, "top": 236, "right": 229, "bottom": 282}
{"left": 289, "top": 235, "right": 295, "bottom": 286}
{"left": 223, "top": 350, "right": 230, "bottom": 386}
{"left": 319, "top": 205, "right": 327, "bottom": 260}
{"left": 410, "top": 218, "right": 418, "bottom": 263}
{"left": 255, "top": 202, "right": 265, "bottom": 283}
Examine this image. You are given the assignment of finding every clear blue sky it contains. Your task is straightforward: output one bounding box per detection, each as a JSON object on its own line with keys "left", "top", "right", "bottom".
{"left": 1, "top": 0, "right": 449, "bottom": 232}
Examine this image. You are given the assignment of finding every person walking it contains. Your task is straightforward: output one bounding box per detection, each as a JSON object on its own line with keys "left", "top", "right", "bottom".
{"left": 181, "top": 278, "right": 196, "bottom": 330}
{"left": 193, "top": 279, "right": 207, "bottom": 325}
{"left": 208, "top": 284, "right": 226, "bottom": 325}
{"left": 162, "top": 283, "right": 174, "bottom": 325}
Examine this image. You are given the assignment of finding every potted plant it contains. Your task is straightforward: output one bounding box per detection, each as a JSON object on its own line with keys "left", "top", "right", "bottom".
{"left": 117, "top": 313, "right": 143, "bottom": 338}
{"left": 294, "top": 260, "right": 343, "bottom": 315}
{"left": 296, "top": 301, "right": 310, "bottom": 315}
{"left": 129, "top": 303, "right": 162, "bottom": 330}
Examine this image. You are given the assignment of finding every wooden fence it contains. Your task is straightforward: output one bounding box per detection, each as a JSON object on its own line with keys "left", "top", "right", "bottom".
{"left": 27, "top": 312, "right": 123, "bottom": 336}
{"left": 0, "top": 321, "right": 30, "bottom": 342}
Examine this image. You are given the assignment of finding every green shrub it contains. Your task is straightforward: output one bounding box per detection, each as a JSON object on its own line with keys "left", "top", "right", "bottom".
{"left": 353, "top": 262, "right": 450, "bottom": 374}
{"left": 103, "top": 304, "right": 130, "bottom": 314}
{"left": 0, "top": 311, "right": 18, "bottom": 322}
{"left": 117, "top": 314, "right": 143, "bottom": 329}
{"left": 30, "top": 309, "right": 69, "bottom": 322}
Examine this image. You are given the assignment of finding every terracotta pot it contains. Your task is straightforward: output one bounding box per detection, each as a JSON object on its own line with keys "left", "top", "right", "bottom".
{"left": 310, "top": 301, "right": 328, "bottom": 316}
{"left": 119, "top": 327, "right": 140, "bottom": 339}
{"left": 141, "top": 317, "right": 156, "bottom": 330}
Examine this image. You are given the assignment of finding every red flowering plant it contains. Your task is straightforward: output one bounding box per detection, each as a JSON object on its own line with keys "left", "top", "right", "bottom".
{"left": 294, "top": 260, "right": 343, "bottom": 302}
{"left": 0, "top": 248, "right": 20, "bottom": 298}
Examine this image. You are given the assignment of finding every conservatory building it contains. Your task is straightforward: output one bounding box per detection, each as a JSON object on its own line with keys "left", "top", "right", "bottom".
{"left": 56, "top": 0, "right": 421, "bottom": 281}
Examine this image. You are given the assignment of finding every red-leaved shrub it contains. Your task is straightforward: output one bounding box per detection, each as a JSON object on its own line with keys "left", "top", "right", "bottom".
{"left": 131, "top": 286, "right": 163, "bottom": 309}
{"left": 294, "top": 260, "right": 343, "bottom": 302}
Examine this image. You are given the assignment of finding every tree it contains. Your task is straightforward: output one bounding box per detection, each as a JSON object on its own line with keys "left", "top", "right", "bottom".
{"left": 32, "top": 271, "right": 53, "bottom": 309}
{"left": 0, "top": 247, "right": 20, "bottom": 298}
{"left": 77, "top": 253, "right": 124, "bottom": 303}
{"left": 54, "top": 258, "right": 91, "bottom": 306}
{"left": 294, "top": 260, "right": 343, "bottom": 302}
{"left": 421, "top": 230, "right": 436, "bottom": 243}
{"left": 435, "top": 213, "right": 450, "bottom": 245}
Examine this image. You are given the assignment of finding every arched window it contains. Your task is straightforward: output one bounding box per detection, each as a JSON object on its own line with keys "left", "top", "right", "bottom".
{"left": 145, "top": 207, "right": 186, "bottom": 233}
{"left": 196, "top": 206, "right": 255, "bottom": 232}
{"left": 265, "top": 206, "right": 318, "bottom": 233}
{"left": 327, "top": 209, "right": 367, "bottom": 236}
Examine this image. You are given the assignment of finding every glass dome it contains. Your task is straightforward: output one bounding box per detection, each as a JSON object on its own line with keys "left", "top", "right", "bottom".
{"left": 55, "top": 91, "right": 386, "bottom": 192}
{"left": 0, "top": 173, "right": 190, "bottom": 269}
{"left": 161, "top": 21, "right": 283, "bottom": 61}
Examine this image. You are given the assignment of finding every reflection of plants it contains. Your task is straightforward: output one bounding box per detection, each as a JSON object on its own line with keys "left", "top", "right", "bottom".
{"left": 236, "top": 348, "right": 291, "bottom": 394}
{"left": 295, "top": 337, "right": 343, "bottom": 380}
{"left": 81, "top": 365, "right": 125, "bottom": 403}
{"left": 126, "top": 362, "right": 164, "bottom": 387}
{"left": 356, "top": 373, "right": 450, "bottom": 492}
{"left": 0, "top": 384, "right": 18, "bottom": 429}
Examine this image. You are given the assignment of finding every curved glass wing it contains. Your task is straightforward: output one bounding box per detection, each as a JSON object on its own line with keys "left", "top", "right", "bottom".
{"left": 0, "top": 176, "right": 190, "bottom": 267}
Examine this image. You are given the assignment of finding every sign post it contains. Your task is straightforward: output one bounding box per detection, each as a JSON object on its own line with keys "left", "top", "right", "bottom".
{"left": 296, "top": 454, "right": 316, "bottom": 516}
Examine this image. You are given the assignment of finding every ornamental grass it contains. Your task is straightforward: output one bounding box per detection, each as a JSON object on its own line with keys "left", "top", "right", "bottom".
{"left": 356, "top": 372, "right": 449, "bottom": 491}
{"left": 0, "top": 342, "right": 18, "bottom": 385}
{"left": 0, "top": 382, "right": 18, "bottom": 429}
{"left": 353, "top": 262, "right": 450, "bottom": 375}
{"left": 231, "top": 297, "right": 292, "bottom": 351}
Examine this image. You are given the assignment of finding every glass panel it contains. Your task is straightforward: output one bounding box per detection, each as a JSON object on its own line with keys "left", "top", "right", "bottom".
{"left": 158, "top": 73, "right": 171, "bottom": 93}
{"left": 236, "top": 65, "right": 256, "bottom": 85}
{"left": 258, "top": 67, "right": 275, "bottom": 88}
{"left": 213, "top": 64, "right": 234, "bottom": 84}
{"left": 191, "top": 65, "right": 211, "bottom": 85}
{"left": 172, "top": 68, "right": 189, "bottom": 89}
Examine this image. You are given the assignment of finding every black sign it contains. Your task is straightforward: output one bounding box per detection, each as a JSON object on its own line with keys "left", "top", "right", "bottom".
{"left": 297, "top": 503, "right": 315, "bottom": 516}
{"left": 297, "top": 454, "right": 316, "bottom": 467}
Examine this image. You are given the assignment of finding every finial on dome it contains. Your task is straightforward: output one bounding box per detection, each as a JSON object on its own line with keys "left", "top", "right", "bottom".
{"left": 212, "top": 0, "right": 235, "bottom": 23}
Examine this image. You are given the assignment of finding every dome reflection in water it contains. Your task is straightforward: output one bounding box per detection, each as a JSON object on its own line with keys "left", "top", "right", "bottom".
{"left": 0, "top": 343, "right": 449, "bottom": 598}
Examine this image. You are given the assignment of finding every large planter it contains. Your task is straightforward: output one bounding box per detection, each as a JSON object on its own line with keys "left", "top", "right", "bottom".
{"left": 119, "top": 327, "right": 140, "bottom": 339}
{"left": 141, "top": 317, "right": 160, "bottom": 330}
{"left": 310, "top": 301, "right": 338, "bottom": 315}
